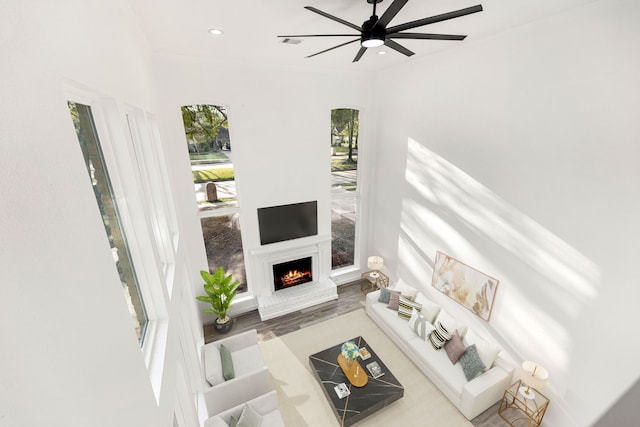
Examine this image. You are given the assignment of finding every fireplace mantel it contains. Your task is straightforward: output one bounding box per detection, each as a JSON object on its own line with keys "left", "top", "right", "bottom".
{"left": 249, "top": 234, "right": 337, "bottom": 320}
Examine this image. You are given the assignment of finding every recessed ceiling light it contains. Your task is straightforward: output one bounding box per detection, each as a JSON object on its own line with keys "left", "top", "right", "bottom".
{"left": 208, "top": 28, "right": 224, "bottom": 36}
{"left": 378, "top": 51, "right": 387, "bottom": 55}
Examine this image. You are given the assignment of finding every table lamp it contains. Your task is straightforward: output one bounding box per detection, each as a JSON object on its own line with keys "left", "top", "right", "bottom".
{"left": 367, "top": 256, "right": 384, "bottom": 278}
{"left": 519, "top": 361, "right": 548, "bottom": 399}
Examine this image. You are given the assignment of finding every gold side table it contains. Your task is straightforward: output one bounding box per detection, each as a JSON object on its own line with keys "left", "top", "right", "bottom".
{"left": 499, "top": 380, "right": 549, "bottom": 427}
{"left": 360, "top": 271, "right": 389, "bottom": 293}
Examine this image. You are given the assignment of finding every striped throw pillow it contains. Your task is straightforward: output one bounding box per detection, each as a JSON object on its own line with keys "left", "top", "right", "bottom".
{"left": 398, "top": 295, "right": 423, "bottom": 320}
{"left": 428, "top": 321, "right": 451, "bottom": 350}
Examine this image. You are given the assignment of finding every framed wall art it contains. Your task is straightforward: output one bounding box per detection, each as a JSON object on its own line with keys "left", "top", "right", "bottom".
{"left": 431, "top": 251, "right": 499, "bottom": 321}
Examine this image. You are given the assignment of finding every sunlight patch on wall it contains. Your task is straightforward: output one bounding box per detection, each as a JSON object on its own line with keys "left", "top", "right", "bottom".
{"left": 397, "top": 137, "right": 601, "bottom": 388}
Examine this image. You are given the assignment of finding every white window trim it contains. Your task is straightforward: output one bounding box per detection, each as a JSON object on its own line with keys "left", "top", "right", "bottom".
{"left": 330, "top": 106, "right": 366, "bottom": 280}
{"left": 63, "top": 80, "right": 169, "bottom": 402}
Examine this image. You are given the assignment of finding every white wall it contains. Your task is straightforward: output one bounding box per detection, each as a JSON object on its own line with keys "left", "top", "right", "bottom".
{"left": 0, "top": 1, "right": 197, "bottom": 426}
{"left": 370, "top": 1, "right": 640, "bottom": 426}
{"left": 150, "top": 56, "right": 375, "bottom": 321}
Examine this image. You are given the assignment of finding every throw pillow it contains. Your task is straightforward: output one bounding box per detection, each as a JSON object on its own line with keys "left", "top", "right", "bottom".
{"left": 236, "top": 403, "right": 262, "bottom": 427}
{"left": 398, "top": 295, "right": 423, "bottom": 320}
{"left": 387, "top": 290, "right": 401, "bottom": 311}
{"left": 204, "top": 343, "right": 224, "bottom": 386}
{"left": 463, "top": 328, "right": 501, "bottom": 370}
{"left": 378, "top": 287, "right": 391, "bottom": 304}
{"left": 434, "top": 309, "right": 466, "bottom": 336}
{"left": 408, "top": 309, "right": 435, "bottom": 340}
{"left": 428, "top": 321, "right": 451, "bottom": 350}
{"left": 414, "top": 293, "right": 441, "bottom": 324}
{"left": 444, "top": 330, "right": 466, "bottom": 364}
{"left": 459, "top": 344, "right": 486, "bottom": 381}
{"left": 394, "top": 280, "right": 418, "bottom": 300}
{"left": 219, "top": 344, "right": 235, "bottom": 381}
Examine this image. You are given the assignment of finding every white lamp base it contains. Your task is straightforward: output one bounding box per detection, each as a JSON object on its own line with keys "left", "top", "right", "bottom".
{"left": 370, "top": 271, "right": 380, "bottom": 278}
{"left": 518, "top": 386, "right": 536, "bottom": 400}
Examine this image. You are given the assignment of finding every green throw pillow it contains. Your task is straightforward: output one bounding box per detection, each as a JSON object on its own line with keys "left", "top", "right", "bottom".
{"left": 219, "top": 344, "right": 235, "bottom": 381}
{"left": 228, "top": 415, "right": 238, "bottom": 427}
{"left": 459, "top": 344, "right": 486, "bottom": 381}
{"left": 378, "top": 287, "right": 391, "bottom": 303}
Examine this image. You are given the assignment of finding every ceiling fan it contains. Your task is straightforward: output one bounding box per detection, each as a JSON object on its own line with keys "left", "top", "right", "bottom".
{"left": 278, "top": 0, "right": 483, "bottom": 62}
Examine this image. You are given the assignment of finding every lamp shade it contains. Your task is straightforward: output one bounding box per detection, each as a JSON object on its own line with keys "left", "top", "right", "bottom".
{"left": 520, "top": 361, "right": 549, "bottom": 391}
{"left": 367, "top": 256, "right": 384, "bottom": 271}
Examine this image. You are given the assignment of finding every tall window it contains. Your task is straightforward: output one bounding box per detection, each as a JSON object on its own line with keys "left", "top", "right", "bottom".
{"left": 181, "top": 104, "right": 247, "bottom": 293}
{"left": 330, "top": 108, "right": 360, "bottom": 270}
{"left": 68, "top": 101, "right": 148, "bottom": 342}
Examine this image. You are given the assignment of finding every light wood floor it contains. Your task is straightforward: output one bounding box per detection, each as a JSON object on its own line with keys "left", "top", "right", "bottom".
{"left": 204, "top": 279, "right": 369, "bottom": 344}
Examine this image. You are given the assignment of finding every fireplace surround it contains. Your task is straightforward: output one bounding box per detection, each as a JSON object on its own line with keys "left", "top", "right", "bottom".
{"left": 250, "top": 235, "right": 337, "bottom": 320}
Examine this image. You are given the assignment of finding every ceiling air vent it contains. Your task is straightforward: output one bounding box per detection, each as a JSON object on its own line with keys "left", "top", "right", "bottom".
{"left": 281, "top": 38, "right": 302, "bottom": 45}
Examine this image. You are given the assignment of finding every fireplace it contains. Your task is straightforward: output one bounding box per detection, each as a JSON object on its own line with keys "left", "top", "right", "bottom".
{"left": 273, "top": 256, "right": 312, "bottom": 291}
{"left": 250, "top": 235, "right": 337, "bottom": 320}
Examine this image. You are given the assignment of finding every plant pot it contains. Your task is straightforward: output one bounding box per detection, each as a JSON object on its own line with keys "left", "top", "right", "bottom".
{"left": 214, "top": 316, "right": 233, "bottom": 334}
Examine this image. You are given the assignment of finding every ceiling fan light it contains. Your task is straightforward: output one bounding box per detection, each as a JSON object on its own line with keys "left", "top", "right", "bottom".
{"left": 362, "top": 38, "right": 384, "bottom": 48}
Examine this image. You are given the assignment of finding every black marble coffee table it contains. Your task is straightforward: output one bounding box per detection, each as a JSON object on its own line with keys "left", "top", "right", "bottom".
{"left": 309, "top": 336, "right": 404, "bottom": 426}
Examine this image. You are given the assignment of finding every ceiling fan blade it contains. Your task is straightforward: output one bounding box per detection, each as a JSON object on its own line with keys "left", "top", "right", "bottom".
{"left": 386, "top": 5, "right": 483, "bottom": 34}
{"left": 388, "top": 32, "right": 467, "bottom": 41}
{"left": 377, "top": 0, "right": 409, "bottom": 28}
{"left": 278, "top": 34, "right": 360, "bottom": 38}
{"left": 352, "top": 46, "right": 367, "bottom": 63}
{"left": 305, "top": 38, "right": 360, "bottom": 58}
{"left": 384, "top": 39, "right": 414, "bottom": 57}
{"left": 304, "top": 6, "right": 362, "bottom": 32}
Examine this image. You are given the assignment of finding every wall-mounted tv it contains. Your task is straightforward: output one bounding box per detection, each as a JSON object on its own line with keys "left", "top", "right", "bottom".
{"left": 257, "top": 201, "right": 318, "bottom": 245}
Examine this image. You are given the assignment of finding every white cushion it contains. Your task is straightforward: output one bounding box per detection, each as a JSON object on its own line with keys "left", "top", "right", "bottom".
{"left": 237, "top": 403, "right": 262, "bottom": 427}
{"left": 204, "top": 342, "right": 224, "bottom": 386}
{"left": 232, "top": 345, "right": 265, "bottom": 378}
{"left": 415, "top": 292, "right": 441, "bottom": 323}
{"left": 407, "top": 309, "right": 435, "bottom": 341}
{"left": 204, "top": 416, "right": 229, "bottom": 427}
{"left": 434, "top": 309, "right": 467, "bottom": 337}
{"left": 393, "top": 279, "right": 418, "bottom": 300}
{"left": 261, "top": 410, "right": 285, "bottom": 427}
{"left": 463, "top": 328, "right": 501, "bottom": 370}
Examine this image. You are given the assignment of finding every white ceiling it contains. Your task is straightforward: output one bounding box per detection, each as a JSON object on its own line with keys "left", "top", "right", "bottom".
{"left": 129, "top": 0, "right": 597, "bottom": 73}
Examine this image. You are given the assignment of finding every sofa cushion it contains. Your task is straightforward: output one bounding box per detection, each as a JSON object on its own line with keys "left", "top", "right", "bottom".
{"left": 220, "top": 344, "right": 235, "bottom": 381}
{"left": 369, "top": 294, "right": 416, "bottom": 342}
{"left": 398, "top": 295, "right": 422, "bottom": 320}
{"left": 378, "top": 287, "right": 392, "bottom": 304}
{"left": 394, "top": 279, "right": 419, "bottom": 300}
{"left": 407, "top": 336, "right": 468, "bottom": 396}
{"left": 387, "top": 290, "right": 401, "bottom": 310}
{"left": 232, "top": 345, "right": 265, "bottom": 378}
{"left": 204, "top": 343, "right": 225, "bottom": 386}
{"left": 463, "top": 328, "right": 501, "bottom": 370}
{"left": 414, "top": 293, "right": 441, "bottom": 324}
{"left": 435, "top": 309, "right": 467, "bottom": 337}
{"left": 237, "top": 403, "right": 262, "bottom": 427}
{"left": 204, "top": 416, "right": 229, "bottom": 427}
{"left": 407, "top": 309, "right": 435, "bottom": 340}
{"left": 428, "top": 321, "right": 451, "bottom": 350}
{"left": 444, "top": 330, "right": 466, "bottom": 364}
{"left": 459, "top": 344, "right": 486, "bottom": 381}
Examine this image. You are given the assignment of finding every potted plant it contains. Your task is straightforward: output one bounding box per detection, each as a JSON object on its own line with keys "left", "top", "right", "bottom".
{"left": 196, "top": 267, "right": 240, "bottom": 334}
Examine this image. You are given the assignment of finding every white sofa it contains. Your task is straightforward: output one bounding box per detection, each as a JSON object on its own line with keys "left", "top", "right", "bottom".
{"left": 366, "top": 288, "right": 514, "bottom": 420}
{"left": 204, "top": 390, "right": 285, "bottom": 427}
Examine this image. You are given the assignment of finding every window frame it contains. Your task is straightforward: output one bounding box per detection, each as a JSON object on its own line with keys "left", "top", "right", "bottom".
{"left": 330, "top": 106, "right": 364, "bottom": 279}
{"left": 180, "top": 103, "right": 253, "bottom": 299}
{"left": 64, "top": 82, "right": 170, "bottom": 401}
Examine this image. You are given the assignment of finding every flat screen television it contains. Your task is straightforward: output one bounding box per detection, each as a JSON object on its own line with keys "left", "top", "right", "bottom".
{"left": 257, "top": 201, "right": 318, "bottom": 245}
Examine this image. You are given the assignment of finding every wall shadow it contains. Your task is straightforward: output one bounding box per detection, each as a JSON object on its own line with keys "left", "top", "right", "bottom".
{"left": 396, "top": 138, "right": 601, "bottom": 396}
